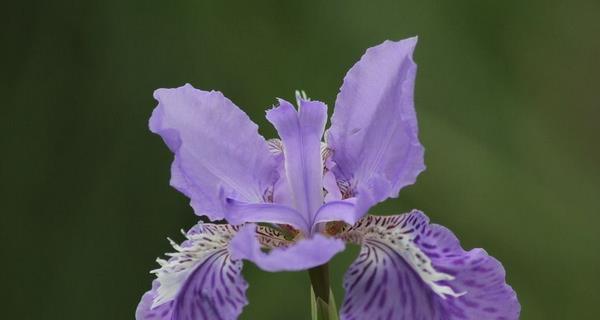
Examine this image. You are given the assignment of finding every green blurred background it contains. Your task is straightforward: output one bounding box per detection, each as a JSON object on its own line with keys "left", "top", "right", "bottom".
{"left": 2, "top": 0, "right": 599, "bottom": 319}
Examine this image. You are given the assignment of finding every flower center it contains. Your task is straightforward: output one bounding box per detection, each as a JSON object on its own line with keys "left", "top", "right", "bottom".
{"left": 324, "top": 221, "right": 347, "bottom": 236}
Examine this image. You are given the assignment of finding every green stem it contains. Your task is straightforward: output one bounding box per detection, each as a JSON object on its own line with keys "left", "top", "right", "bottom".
{"left": 309, "top": 264, "right": 330, "bottom": 304}
{"left": 308, "top": 264, "right": 338, "bottom": 320}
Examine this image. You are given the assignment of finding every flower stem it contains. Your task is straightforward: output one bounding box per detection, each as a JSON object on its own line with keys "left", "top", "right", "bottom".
{"left": 308, "top": 264, "right": 338, "bottom": 320}
{"left": 309, "top": 263, "right": 330, "bottom": 304}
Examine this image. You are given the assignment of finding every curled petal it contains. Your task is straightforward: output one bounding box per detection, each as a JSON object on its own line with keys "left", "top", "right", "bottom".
{"left": 339, "top": 211, "right": 520, "bottom": 320}
{"left": 136, "top": 224, "right": 248, "bottom": 320}
{"left": 312, "top": 198, "right": 358, "bottom": 231}
{"left": 327, "top": 38, "right": 425, "bottom": 218}
{"left": 230, "top": 224, "right": 345, "bottom": 272}
{"left": 224, "top": 198, "right": 310, "bottom": 235}
{"left": 150, "top": 84, "right": 277, "bottom": 220}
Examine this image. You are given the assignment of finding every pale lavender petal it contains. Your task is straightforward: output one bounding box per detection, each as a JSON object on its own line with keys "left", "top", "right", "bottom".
{"left": 230, "top": 224, "right": 345, "bottom": 272}
{"left": 340, "top": 211, "right": 519, "bottom": 320}
{"left": 312, "top": 198, "right": 358, "bottom": 230}
{"left": 267, "top": 139, "right": 295, "bottom": 208}
{"left": 353, "top": 173, "right": 393, "bottom": 219}
{"left": 327, "top": 38, "right": 425, "bottom": 218}
{"left": 415, "top": 214, "right": 521, "bottom": 319}
{"left": 272, "top": 170, "right": 294, "bottom": 208}
{"left": 266, "top": 99, "right": 327, "bottom": 226}
{"left": 136, "top": 281, "right": 173, "bottom": 320}
{"left": 224, "top": 199, "right": 309, "bottom": 234}
{"left": 323, "top": 159, "right": 343, "bottom": 202}
{"left": 150, "top": 84, "right": 277, "bottom": 220}
{"left": 136, "top": 224, "right": 249, "bottom": 320}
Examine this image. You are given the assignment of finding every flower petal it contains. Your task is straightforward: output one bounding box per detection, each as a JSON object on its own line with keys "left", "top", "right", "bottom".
{"left": 135, "top": 281, "right": 173, "bottom": 320}
{"left": 230, "top": 224, "right": 345, "bottom": 272}
{"left": 339, "top": 211, "right": 519, "bottom": 320}
{"left": 327, "top": 38, "right": 425, "bottom": 218}
{"left": 150, "top": 84, "right": 277, "bottom": 220}
{"left": 224, "top": 199, "right": 310, "bottom": 234}
{"left": 136, "top": 224, "right": 248, "bottom": 320}
{"left": 266, "top": 99, "right": 327, "bottom": 226}
{"left": 323, "top": 153, "right": 343, "bottom": 202}
{"left": 312, "top": 198, "right": 358, "bottom": 230}
{"left": 267, "top": 139, "right": 296, "bottom": 209}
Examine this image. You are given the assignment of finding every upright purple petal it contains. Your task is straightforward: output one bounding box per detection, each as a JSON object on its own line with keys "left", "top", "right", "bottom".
{"left": 150, "top": 84, "right": 277, "bottom": 220}
{"left": 230, "top": 224, "right": 345, "bottom": 272}
{"left": 266, "top": 99, "right": 327, "bottom": 226}
{"left": 135, "top": 224, "right": 249, "bottom": 320}
{"left": 327, "top": 38, "right": 425, "bottom": 218}
{"left": 339, "top": 211, "right": 520, "bottom": 320}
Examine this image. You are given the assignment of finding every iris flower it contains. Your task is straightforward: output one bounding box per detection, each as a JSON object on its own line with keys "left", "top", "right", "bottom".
{"left": 136, "top": 37, "right": 520, "bottom": 320}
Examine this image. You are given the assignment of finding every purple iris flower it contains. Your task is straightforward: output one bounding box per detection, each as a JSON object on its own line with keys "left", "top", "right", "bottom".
{"left": 136, "top": 37, "right": 520, "bottom": 320}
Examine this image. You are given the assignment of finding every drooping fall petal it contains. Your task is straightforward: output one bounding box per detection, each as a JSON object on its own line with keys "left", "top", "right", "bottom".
{"left": 136, "top": 224, "right": 249, "bottom": 320}
{"left": 339, "top": 211, "right": 519, "bottom": 320}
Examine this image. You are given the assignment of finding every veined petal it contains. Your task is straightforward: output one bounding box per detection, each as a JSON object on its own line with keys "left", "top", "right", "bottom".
{"left": 339, "top": 211, "right": 519, "bottom": 320}
{"left": 135, "top": 281, "right": 173, "bottom": 320}
{"left": 135, "top": 224, "right": 248, "bottom": 320}
{"left": 150, "top": 84, "right": 277, "bottom": 220}
{"left": 230, "top": 224, "right": 345, "bottom": 272}
{"left": 224, "top": 199, "right": 310, "bottom": 234}
{"left": 266, "top": 99, "right": 327, "bottom": 226}
{"left": 327, "top": 38, "right": 425, "bottom": 218}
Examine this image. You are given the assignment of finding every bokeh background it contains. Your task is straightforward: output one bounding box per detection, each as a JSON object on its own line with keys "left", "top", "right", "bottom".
{"left": 2, "top": 0, "right": 599, "bottom": 319}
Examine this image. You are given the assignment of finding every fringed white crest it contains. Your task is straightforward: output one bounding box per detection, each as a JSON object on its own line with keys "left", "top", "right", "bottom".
{"left": 150, "top": 224, "right": 238, "bottom": 308}
{"left": 341, "top": 214, "right": 465, "bottom": 299}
